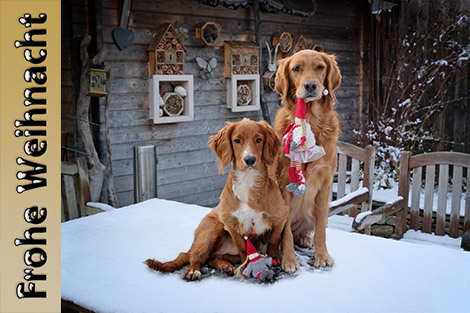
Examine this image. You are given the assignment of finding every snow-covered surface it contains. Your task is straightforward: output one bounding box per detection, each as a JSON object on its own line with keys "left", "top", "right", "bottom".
{"left": 354, "top": 210, "right": 373, "bottom": 223}
{"left": 86, "top": 201, "right": 115, "bottom": 212}
{"left": 402, "top": 230, "right": 462, "bottom": 249}
{"left": 61, "top": 198, "right": 470, "bottom": 313}
{"left": 329, "top": 187, "right": 368, "bottom": 208}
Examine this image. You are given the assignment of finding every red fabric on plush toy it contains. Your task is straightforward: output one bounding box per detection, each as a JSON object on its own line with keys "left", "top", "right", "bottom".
{"left": 282, "top": 98, "right": 326, "bottom": 197}
{"left": 242, "top": 236, "right": 277, "bottom": 281}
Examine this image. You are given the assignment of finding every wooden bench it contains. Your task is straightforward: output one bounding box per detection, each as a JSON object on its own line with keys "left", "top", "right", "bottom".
{"left": 327, "top": 141, "right": 375, "bottom": 234}
{"left": 61, "top": 158, "right": 109, "bottom": 221}
{"left": 354, "top": 151, "right": 470, "bottom": 243}
{"left": 328, "top": 141, "right": 375, "bottom": 218}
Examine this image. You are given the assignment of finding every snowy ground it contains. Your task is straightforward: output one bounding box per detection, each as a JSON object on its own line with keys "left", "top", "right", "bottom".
{"left": 61, "top": 198, "right": 469, "bottom": 313}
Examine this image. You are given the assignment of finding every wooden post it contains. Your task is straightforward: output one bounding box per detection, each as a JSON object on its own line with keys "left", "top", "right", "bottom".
{"left": 362, "top": 145, "right": 375, "bottom": 234}
{"left": 253, "top": 0, "right": 271, "bottom": 124}
{"left": 91, "top": 0, "right": 120, "bottom": 207}
{"left": 394, "top": 151, "right": 410, "bottom": 239}
{"left": 77, "top": 34, "right": 108, "bottom": 201}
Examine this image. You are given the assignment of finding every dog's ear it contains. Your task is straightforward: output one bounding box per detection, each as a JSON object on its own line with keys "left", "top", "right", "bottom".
{"left": 208, "top": 122, "right": 235, "bottom": 174}
{"left": 274, "top": 56, "right": 293, "bottom": 105}
{"left": 259, "top": 121, "right": 280, "bottom": 166}
{"left": 321, "top": 53, "right": 342, "bottom": 93}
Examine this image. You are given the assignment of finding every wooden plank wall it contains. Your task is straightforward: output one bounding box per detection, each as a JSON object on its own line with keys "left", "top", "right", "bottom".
{"left": 72, "top": 0, "right": 365, "bottom": 207}
{"left": 61, "top": 0, "right": 82, "bottom": 161}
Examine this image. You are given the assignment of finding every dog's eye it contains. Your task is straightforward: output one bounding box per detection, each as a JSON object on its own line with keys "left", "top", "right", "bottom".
{"left": 234, "top": 138, "right": 241, "bottom": 144}
{"left": 317, "top": 64, "right": 325, "bottom": 70}
{"left": 292, "top": 65, "right": 300, "bottom": 72}
{"left": 256, "top": 138, "right": 262, "bottom": 143}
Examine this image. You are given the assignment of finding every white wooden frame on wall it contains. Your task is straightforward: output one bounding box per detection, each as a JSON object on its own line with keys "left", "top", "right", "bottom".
{"left": 149, "top": 75, "right": 194, "bottom": 124}
{"left": 226, "top": 74, "right": 260, "bottom": 112}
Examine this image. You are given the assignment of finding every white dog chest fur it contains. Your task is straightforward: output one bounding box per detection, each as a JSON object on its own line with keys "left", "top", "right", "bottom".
{"left": 232, "top": 169, "right": 259, "bottom": 202}
{"left": 232, "top": 202, "right": 269, "bottom": 235}
{"left": 231, "top": 169, "right": 269, "bottom": 234}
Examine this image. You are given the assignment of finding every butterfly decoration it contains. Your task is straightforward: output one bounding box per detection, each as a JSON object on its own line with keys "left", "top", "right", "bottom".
{"left": 174, "top": 21, "right": 189, "bottom": 41}
{"left": 195, "top": 57, "right": 217, "bottom": 80}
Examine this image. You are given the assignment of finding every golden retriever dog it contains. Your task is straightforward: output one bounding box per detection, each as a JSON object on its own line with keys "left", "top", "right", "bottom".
{"left": 273, "top": 49, "right": 342, "bottom": 267}
{"left": 145, "top": 118, "right": 299, "bottom": 280}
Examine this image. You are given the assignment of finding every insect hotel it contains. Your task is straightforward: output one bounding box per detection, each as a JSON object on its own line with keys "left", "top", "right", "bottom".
{"left": 147, "top": 23, "right": 185, "bottom": 76}
{"left": 224, "top": 41, "right": 260, "bottom": 112}
{"left": 289, "top": 35, "right": 308, "bottom": 55}
{"left": 272, "top": 31, "right": 292, "bottom": 61}
{"left": 147, "top": 23, "right": 194, "bottom": 124}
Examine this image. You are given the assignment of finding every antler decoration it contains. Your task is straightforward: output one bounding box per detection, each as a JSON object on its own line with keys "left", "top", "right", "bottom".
{"left": 265, "top": 41, "right": 280, "bottom": 72}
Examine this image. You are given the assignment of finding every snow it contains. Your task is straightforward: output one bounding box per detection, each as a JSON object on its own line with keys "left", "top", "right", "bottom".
{"left": 402, "top": 230, "right": 462, "bottom": 249}
{"left": 329, "top": 187, "right": 368, "bottom": 208}
{"left": 354, "top": 210, "right": 372, "bottom": 223}
{"left": 87, "top": 201, "right": 115, "bottom": 212}
{"left": 61, "top": 198, "right": 470, "bottom": 313}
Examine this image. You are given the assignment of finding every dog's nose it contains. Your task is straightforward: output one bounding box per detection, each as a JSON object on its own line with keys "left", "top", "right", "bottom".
{"left": 304, "top": 80, "right": 317, "bottom": 92}
{"left": 244, "top": 156, "right": 256, "bottom": 167}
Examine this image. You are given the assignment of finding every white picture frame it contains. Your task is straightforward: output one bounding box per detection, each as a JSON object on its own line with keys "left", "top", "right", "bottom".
{"left": 149, "top": 75, "right": 194, "bottom": 124}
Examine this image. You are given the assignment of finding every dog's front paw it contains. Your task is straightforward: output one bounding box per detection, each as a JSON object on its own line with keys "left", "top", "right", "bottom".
{"left": 183, "top": 267, "right": 202, "bottom": 281}
{"left": 281, "top": 255, "right": 299, "bottom": 274}
{"left": 314, "top": 250, "right": 333, "bottom": 268}
{"left": 219, "top": 262, "right": 235, "bottom": 275}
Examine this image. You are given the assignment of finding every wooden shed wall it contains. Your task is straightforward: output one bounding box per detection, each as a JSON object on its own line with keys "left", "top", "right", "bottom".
{"left": 70, "top": 0, "right": 366, "bottom": 207}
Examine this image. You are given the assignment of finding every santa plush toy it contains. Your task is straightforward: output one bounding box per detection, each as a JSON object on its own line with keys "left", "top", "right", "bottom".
{"left": 242, "top": 236, "right": 277, "bottom": 281}
{"left": 282, "top": 98, "right": 325, "bottom": 196}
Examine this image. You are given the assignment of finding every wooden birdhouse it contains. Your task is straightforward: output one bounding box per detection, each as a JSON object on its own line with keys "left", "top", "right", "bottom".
{"left": 272, "top": 31, "right": 292, "bottom": 54}
{"left": 263, "top": 71, "right": 276, "bottom": 92}
{"left": 195, "top": 21, "right": 221, "bottom": 46}
{"left": 147, "top": 23, "right": 186, "bottom": 77}
{"left": 162, "top": 92, "right": 184, "bottom": 116}
{"left": 224, "top": 41, "right": 259, "bottom": 78}
{"left": 86, "top": 68, "right": 108, "bottom": 97}
{"left": 288, "top": 35, "right": 308, "bottom": 56}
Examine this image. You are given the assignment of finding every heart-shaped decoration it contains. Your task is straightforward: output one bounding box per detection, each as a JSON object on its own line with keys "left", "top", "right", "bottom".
{"left": 112, "top": 27, "right": 134, "bottom": 51}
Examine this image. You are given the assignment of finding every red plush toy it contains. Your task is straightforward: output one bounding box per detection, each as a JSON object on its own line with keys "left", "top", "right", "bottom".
{"left": 282, "top": 98, "right": 326, "bottom": 196}
{"left": 242, "top": 236, "right": 277, "bottom": 281}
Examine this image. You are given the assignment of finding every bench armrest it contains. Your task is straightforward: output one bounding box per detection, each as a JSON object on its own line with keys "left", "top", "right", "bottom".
{"left": 353, "top": 197, "right": 406, "bottom": 231}
{"left": 328, "top": 187, "right": 369, "bottom": 217}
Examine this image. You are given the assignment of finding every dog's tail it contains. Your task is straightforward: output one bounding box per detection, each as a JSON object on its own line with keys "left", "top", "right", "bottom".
{"left": 144, "top": 252, "right": 189, "bottom": 272}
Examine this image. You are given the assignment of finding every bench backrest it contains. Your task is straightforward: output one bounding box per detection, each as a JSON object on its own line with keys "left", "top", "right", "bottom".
{"left": 398, "top": 151, "right": 470, "bottom": 238}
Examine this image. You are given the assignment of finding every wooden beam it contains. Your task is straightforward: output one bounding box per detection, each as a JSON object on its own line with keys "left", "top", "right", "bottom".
{"left": 410, "top": 151, "right": 470, "bottom": 169}
{"left": 253, "top": 0, "right": 271, "bottom": 124}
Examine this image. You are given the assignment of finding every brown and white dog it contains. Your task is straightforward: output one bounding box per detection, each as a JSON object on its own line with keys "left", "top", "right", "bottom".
{"left": 145, "top": 118, "right": 299, "bottom": 280}
{"left": 273, "top": 49, "right": 342, "bottom": 267}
